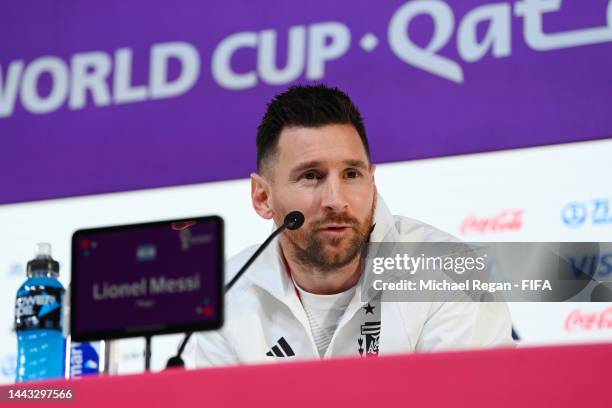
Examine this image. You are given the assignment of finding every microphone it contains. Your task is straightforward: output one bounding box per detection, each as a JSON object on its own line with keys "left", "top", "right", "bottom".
{"left": 166, "top": 211, "right": 305, "bottom": 368}
{"left": 284, "top": 211, "right": 305, "bottom": 231}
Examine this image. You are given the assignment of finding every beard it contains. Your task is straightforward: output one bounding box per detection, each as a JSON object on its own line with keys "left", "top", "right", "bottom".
{"left": 283, "top": 195, "right": 377, "bottom": 273}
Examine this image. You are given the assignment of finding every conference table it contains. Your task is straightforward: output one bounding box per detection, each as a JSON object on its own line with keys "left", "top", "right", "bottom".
{"left": 2, "top": 342, "right": 610, "bottom": 407}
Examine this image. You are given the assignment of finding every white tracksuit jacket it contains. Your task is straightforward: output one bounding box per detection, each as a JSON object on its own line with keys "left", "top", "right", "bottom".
{"left": 186, "top": 196, "right": 514, "bottom": 367}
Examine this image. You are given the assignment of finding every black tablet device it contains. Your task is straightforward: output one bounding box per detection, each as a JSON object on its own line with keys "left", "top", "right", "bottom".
{"left": 70, "top": 216, "right": 223, "bottom": 341}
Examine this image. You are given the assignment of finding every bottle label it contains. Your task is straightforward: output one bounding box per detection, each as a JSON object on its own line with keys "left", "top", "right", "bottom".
{"left": 15, "top": 284, "right": 64, "bottom": 331}
{"left": 70, "top": 342, "right": 100, "bottom": 377}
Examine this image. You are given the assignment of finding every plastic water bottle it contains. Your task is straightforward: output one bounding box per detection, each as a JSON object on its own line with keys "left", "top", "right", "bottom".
{"left": 63, "top": 283, "right": 101, "bottom": 378}
{"left": 14, "top": 243, "right": 66, "bottom": 382}
{"left": 68, "top": 342, "right": 101, "bottom": 378}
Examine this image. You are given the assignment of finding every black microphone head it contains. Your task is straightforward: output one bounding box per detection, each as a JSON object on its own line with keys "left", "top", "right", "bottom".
{"left": 284, "top": 211, "right": 305, "bottom": 230}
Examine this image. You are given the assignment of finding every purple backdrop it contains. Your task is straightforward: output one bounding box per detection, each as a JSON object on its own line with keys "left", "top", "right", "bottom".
{"left": 1, "top": 0, "right": 611, "bottom": 204}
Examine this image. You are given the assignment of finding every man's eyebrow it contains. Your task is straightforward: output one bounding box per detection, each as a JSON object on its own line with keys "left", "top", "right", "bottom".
{"left": 289, "top": 160, "right": 322, "bottom": 176}
{"left": 344, "top": 159, "right": 369, "bottom": 170}
{"left": 289, "top": 159, "right": 369, "bottom": 177}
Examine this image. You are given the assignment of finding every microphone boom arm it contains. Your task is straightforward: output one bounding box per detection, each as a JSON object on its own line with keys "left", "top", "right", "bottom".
{"left": 166, "top": 211, "right": 304, "bottom": 368}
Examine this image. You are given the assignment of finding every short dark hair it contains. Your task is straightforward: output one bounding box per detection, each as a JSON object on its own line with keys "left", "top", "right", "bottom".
{"left": 256, "top": 84, "right": 371, "bottom": 173}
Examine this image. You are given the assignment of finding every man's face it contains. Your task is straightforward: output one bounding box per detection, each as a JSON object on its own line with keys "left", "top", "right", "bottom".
{"left": 258, "top": 124, "right": 377, "bottom": 272}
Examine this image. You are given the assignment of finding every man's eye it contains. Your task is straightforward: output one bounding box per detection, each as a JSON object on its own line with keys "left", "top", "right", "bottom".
{"left": 346, "top": 169, "right": 360, "bottom": 178}
{"left": 302, "top": 171, "right": 318, "bottom": 180}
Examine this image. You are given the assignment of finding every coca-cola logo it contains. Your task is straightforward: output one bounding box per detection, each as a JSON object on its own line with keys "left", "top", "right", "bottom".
{"left": 564, "top": 308, "right": 612, "bottom": 332}
{"left": 459, "top": 210, "right": 524, "bottom": 235}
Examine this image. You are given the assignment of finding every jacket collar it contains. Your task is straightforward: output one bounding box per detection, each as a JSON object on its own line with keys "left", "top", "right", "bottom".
{"left": 245, "top": 194, "right": 398, "bottom": 302}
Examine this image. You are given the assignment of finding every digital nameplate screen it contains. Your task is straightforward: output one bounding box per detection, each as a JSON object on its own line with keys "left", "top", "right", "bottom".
{"left": 71, "top": 216, "right": 223, "bottom": 341}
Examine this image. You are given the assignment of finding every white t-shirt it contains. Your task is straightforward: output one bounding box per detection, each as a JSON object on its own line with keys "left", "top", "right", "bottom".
{"left": 293, "top": 278, "right": 356, "bottom": 357}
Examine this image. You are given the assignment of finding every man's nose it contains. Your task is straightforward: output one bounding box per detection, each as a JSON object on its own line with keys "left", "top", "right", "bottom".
{"left": 321, "top": 176, "right": 348, "bottom": 212}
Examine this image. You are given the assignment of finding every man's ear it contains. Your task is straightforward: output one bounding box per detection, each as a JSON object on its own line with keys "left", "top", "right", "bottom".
{"left": 370, "top": 163, "right": 377, "bottom": 183}
{"left": 370, "top": 163, "right": 378, "bottom": 202}
{"left": 251, "top": 173, "right": 274, "bottom": 220}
